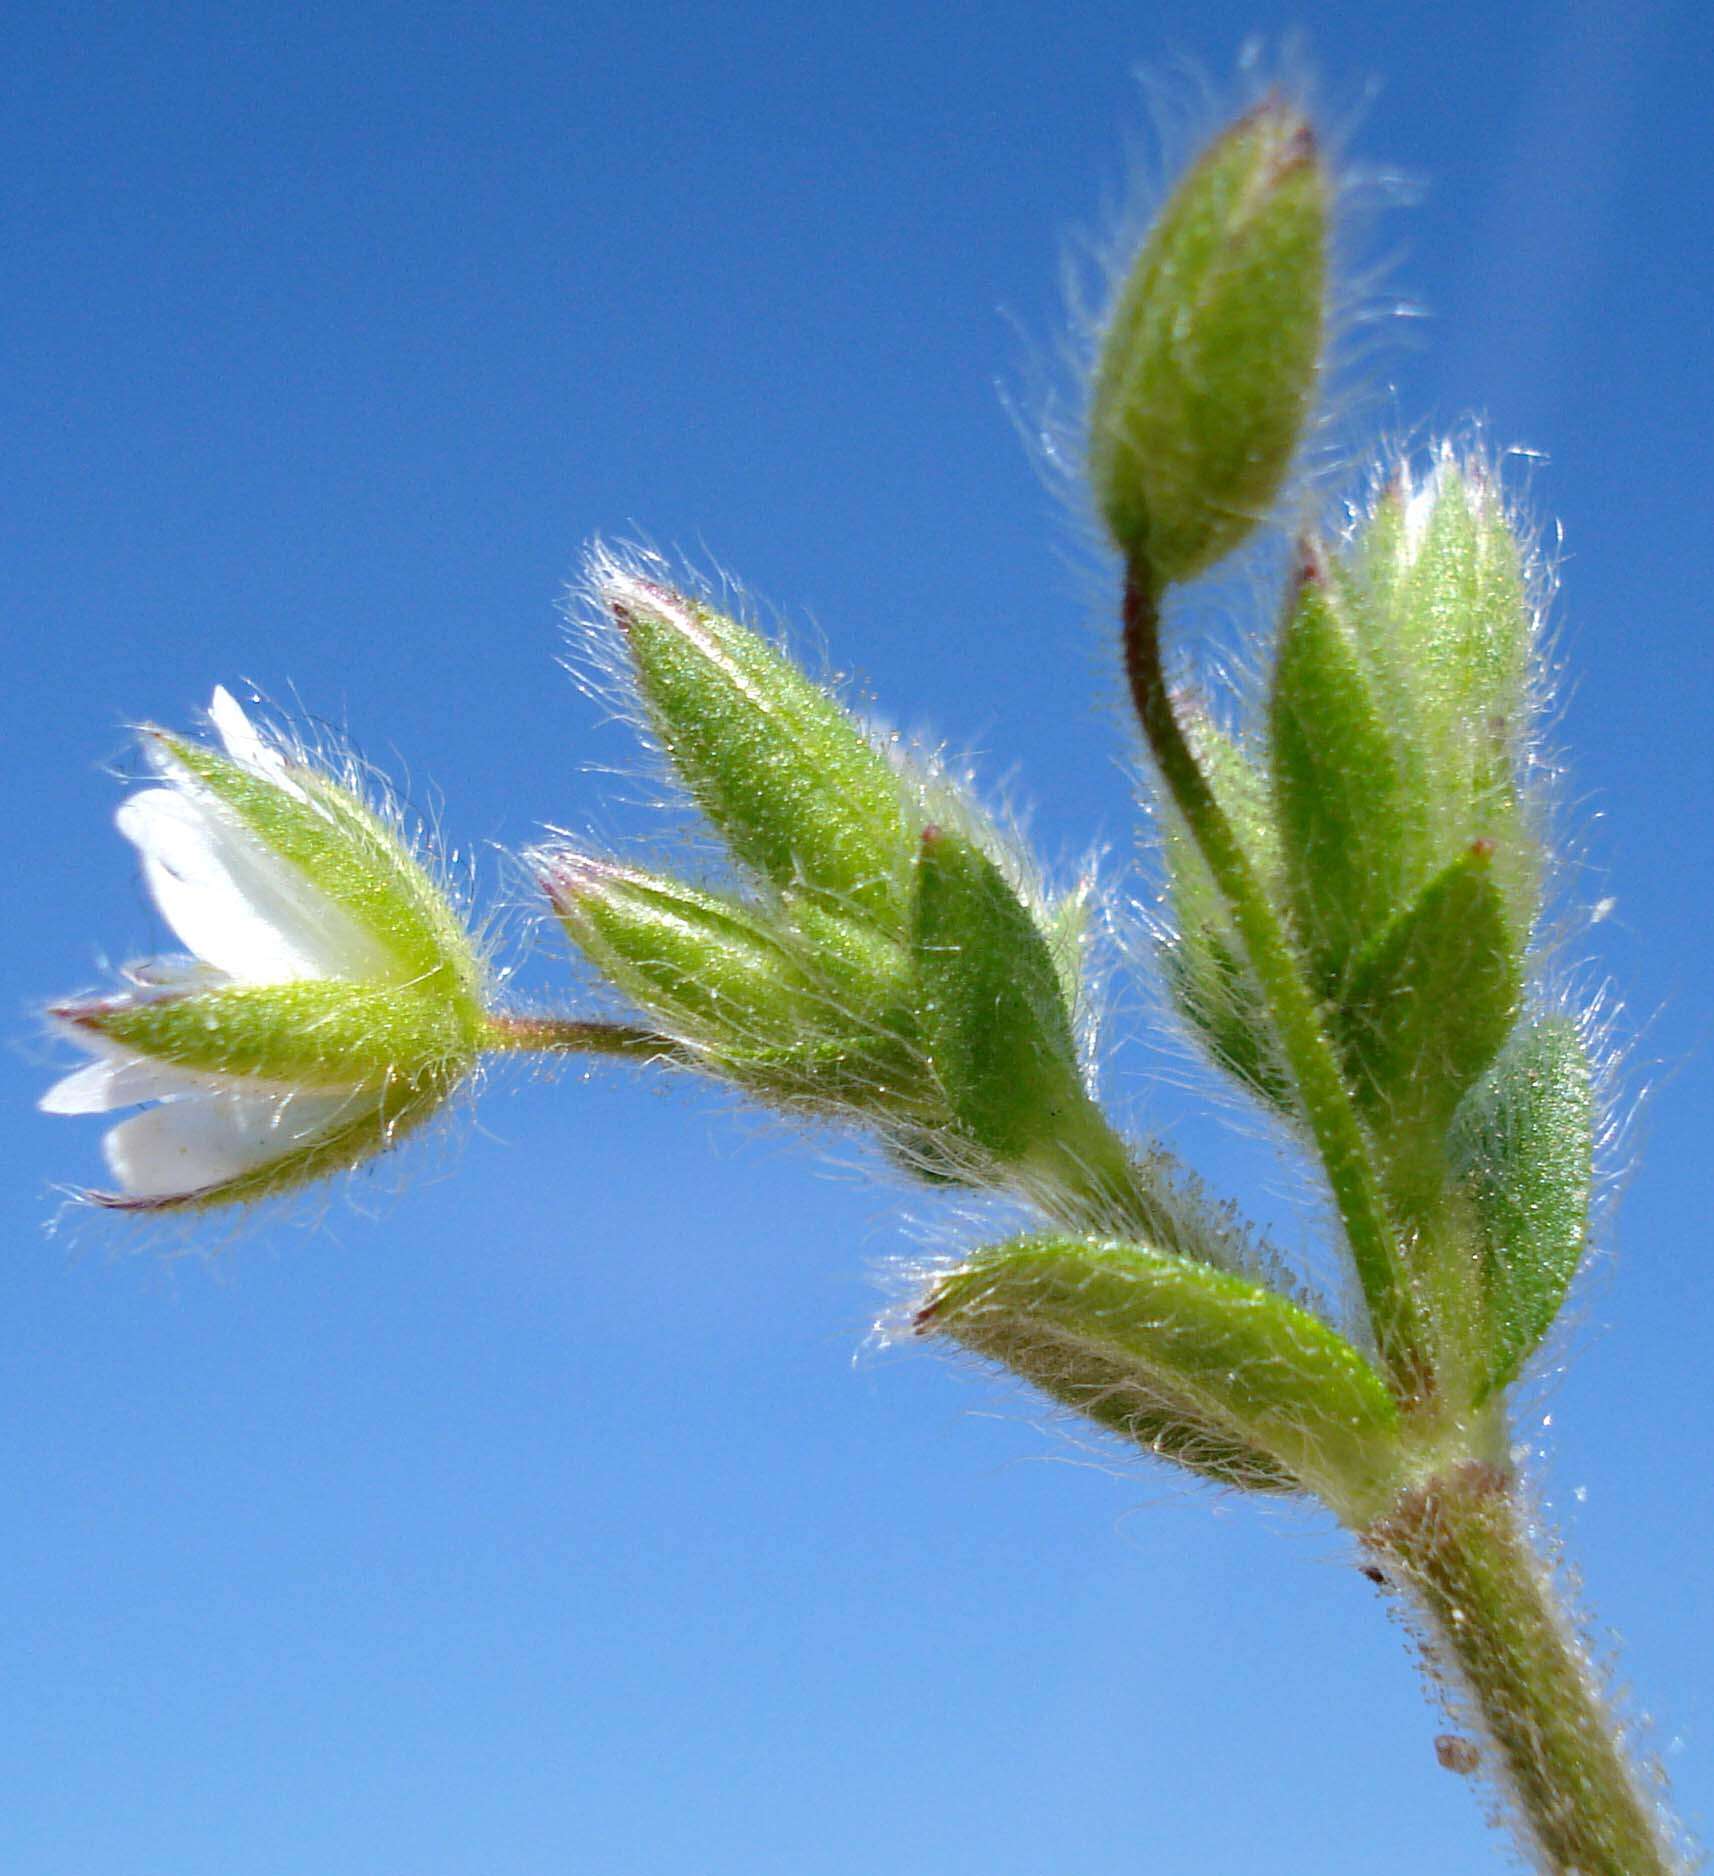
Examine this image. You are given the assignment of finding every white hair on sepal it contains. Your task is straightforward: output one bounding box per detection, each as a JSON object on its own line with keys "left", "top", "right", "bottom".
{"left": 559, "top": 537, "right": 890, "bottom": 837}
{"left": 185, "top": 678, "right": 501, "bottom": 972}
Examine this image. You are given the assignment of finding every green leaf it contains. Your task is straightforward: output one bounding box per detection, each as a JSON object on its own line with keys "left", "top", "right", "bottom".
{"left": 1161, "top": 715, "right": 1293, "bottom": 1112}
{"left": 1089, "top": 97, "right": 1328, "bottom": 584}
{"left": 921, "top": 1235, "right": 1402, "bottom": 1511}
{"left": 910, "top": 827, "right": 1084, "bottom": 1163}
{"left": 1270, "top": 552, "right": 1427, "bottom": 983}
{"left": 1334, "top": 843, "right": 1524, "bottom": 1166}
{"left": 604, "top": 575, "right": 915, "bottom": 924}
{"left": 1448, "top": 1016, "right": 1594, "bottom": 1397}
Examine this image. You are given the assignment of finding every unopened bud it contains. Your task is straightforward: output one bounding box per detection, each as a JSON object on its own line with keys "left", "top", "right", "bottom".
{"left": 541, "top": 850, "right": 923, "bottom": 1112}
{"left": 542, "top": 852, "right": 832, "bottom": 1053}
{"left": 1089, "top": 97, "right": 1328, "bottom": 586}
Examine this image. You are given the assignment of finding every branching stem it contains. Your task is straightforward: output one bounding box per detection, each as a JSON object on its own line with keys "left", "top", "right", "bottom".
{"left": 1121, "top": 569, "right": 1429, "bottom": 1389}
{"left": 481, "top": 1014, "right": 688, "bottom": 1062}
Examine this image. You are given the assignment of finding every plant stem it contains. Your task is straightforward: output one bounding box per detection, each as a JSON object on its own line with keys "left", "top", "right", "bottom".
{"left": 1368, "top": 1462, "right": 1683, "bottom": 1875}
{"left": 481, "top": 1014, "right": 687, "bottom": 1061}
{"left": 1121, "top": 570, "right": 1429, "bottom": 1390}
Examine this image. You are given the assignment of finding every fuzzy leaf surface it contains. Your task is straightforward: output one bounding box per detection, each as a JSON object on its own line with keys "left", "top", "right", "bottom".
{"left": 1449, "top": 1016, "right": 1594, "bottom": 1397}
{"left": 924, "top": 1235, "right": 1401, "bottom": 1509}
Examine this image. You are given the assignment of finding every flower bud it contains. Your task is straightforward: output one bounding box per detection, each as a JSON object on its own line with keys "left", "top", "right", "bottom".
{"left": 1089, "top": 96, "right": 1328, "bottom": 586}
{"left": 1158, "top": 707, "right": 1292, "bottom": 1111}
{"left": 41, "top": 688, "right": 486, "bottom": 1210}
{"left": 543, "top": 852, "right": 832, "bottom": 1051}
{"left": 599, "top": 566, "right": 916, "bottom": 925}
{"left": 541, "top": 850, "right": 924, "bottom": 1112}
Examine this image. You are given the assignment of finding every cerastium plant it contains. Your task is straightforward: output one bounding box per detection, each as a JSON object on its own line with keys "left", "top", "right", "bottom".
{"left": 40, "top": 88, "right": 1691, "bottom": 1875}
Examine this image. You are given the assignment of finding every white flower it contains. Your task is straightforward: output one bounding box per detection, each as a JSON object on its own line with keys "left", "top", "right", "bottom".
{"left": 43, "top": 688, "right": 485, "bottom": 1211}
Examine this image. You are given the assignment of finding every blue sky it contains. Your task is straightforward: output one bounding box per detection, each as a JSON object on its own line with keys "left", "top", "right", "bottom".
{"left": 5, "top": 2, "right": 1711, "bottom": 1871}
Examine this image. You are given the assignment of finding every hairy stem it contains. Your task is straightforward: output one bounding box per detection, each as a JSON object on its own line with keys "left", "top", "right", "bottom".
{"left": 1121, "top": 570, "right": 1428, "bottom": 1389}
{"left": 481, "top": 1014, "right": 688, "bottom": 1061}
{"left": 1368, "top": 1463, "right": 1683, "bottom": 1875}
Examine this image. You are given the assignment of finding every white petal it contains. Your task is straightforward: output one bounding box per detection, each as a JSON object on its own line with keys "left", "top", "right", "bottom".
{"left": 120, "top": 954, "right": 230, "bottom": 992}
{"left": 116, "top": 785, "right": 393, "bottom": 983}
{"left": 100, "top": 1086, "right": 371, "bottom": 1201}
{"left": 207, "top": 686, "right": 303, "bottom": 797}
{"left": 40, "top": 1051, "right": 225, "bottom": 1115}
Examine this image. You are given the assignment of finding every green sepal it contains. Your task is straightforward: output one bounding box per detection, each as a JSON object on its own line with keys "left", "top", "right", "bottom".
{"left": 546, "top": 856, "right": 926, "bottom": 1114}
{"left": 778, "top": 893, "right": 914, "bottom": 1017}
{"left": 1270, "top": 552, "right": 1427, "bottom": 984}
{"left": 909, "top": 827, "right": 1085, "bottom": 1163}
{"left": 608, "top": 579, "right": 915, "bottom": 924}
{"left": 79, "top": 981, "right": 479, "bottom": 1088}
{"left": 1349, "top": 459, "right": 1541, "bottom": 935}
{"left": 1448, "top": 1016, "right": 1594, "bottom": 1398}
{"left": 1387, "top": 461, "right": 1531, "bottom": 762}
{"left": 1161, "top": 716, "right": 1292, "bottom": 1112}
{"left": 1334, "top": 844, "right": 1524, "bottom": 1171}
{"left": 549, "top": 858, "right": 832, "bottom": 1050}
{"left": 1089, "top": 97, "right": 1327, "bottom": 584}
{"left": 157, "top": 736, "right": 481, "bottom": 1008}
{"left": 921, "top": 1235, "right": 1402, "bottom": 1512}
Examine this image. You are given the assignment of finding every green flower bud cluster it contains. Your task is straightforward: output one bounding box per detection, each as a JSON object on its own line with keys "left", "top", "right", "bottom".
{"left": 542, "top": 567, "right": 1103, "bottom": 1190}
{"left": 35, "top": 78, "right": 1674, "bottom": 1876}
{"left": 927, "top": 100, "right": 1593, "bottom": 1501}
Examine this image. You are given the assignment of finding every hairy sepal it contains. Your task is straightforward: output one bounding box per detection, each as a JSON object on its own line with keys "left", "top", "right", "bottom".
{"left": 1332, "top": 844, "right": 1523, "bottom": 1187}
{"left": 77, "top": 982, "right": 479, "bottom": 1088}
{"left": 910, "top": 826, "right": 1087, "bottom": 1166}
{"left": 1350, "top": 455, "right": 1542, "bottom": 936}
{"left": 605, "top": 576, "right": 916, "bottom": 925}
{"left": 1271, "top": 552, "right": 1428, "bottom": 986}
{"left": 156, "top": 735, "right": 481, "bottom": 1010}
{"left": 1089, "top": 97, "right": 1328, "bottom": 584}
